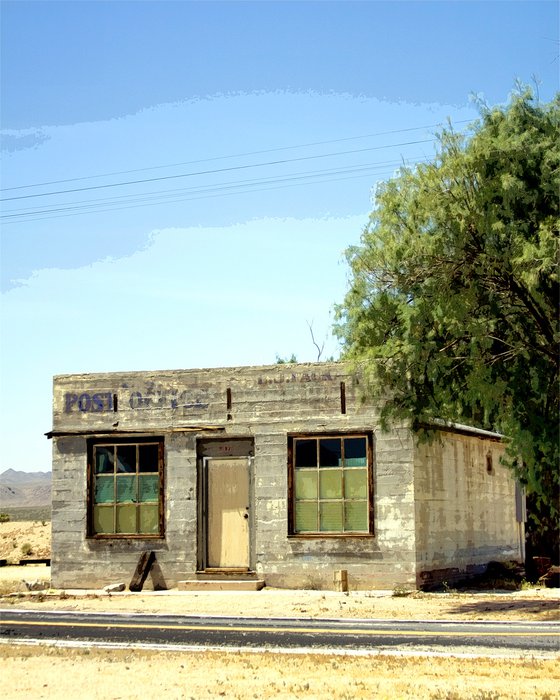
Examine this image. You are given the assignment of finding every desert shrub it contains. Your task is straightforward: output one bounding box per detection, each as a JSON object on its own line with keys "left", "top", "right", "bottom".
{"left": 0, "top": 513, "right": 10, "bottom": 523}
{"left": 392, "top": 585, "right": 412, "bottom": 597}
{"left": 21, "top": 542, "right": 33, "bottom": 556}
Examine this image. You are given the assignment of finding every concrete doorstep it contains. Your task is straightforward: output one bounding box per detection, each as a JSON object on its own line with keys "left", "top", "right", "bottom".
{"left": 178, "top": 579, "right": 266, "bottom": 591}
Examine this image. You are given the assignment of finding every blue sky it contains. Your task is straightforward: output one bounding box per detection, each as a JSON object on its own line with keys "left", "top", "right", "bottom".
{"left": 1, "top": 0, "right": 558, "bottom": 472}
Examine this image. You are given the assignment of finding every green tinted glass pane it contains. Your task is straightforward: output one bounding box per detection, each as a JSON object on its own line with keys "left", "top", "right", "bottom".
{"left": 295, "top": 439, "right": 317, "bottom": 468}
{"left": 320, "top": 502, "right": 343, "bottom": 531}
{"left": 116, "top": 475, "right": 136, "bottom": 502}
{"left": 319, "top": 470, "right": 342, "bottom": 499}
{"left": 95, "top": 447, "right": 114, "bottom": 474}
{"left": 295, "top": 470, "right": 317, "bottom": 500}
{"left": 344, "top": 437, "right": 367, "bottom": 466}
{"left": 345, "top": 469, "right": 368, "bottom": 498}
{"left": 295, "top": 501, "right": 318, "bottom": 532}
{"left": 116, "top": 504, "right": 137, "bottom": 533}
{"left": 344, "top": 457, "right": 367, "bottom": 467}
{"left": 345, "top": 501, "right": 368, "bottom": 531}
{"left": 139, "top": 504, "right": 159, "bottom": 534}
{"left": 117, "top": 445, "right": 136, "bottom": 473}
{"left": 139, "top": 475, "right": 159, "bottom": 502}
{"left": 93, "top": 505, "right": 114, "bottom": 533}
{"left": 319, "top": 439, "right": 341, "bottom": 467}
{"left": 94, "top": 476, "right": 115, "bottom": 504}
{"left": 139, "top": 444, "right": 159, "bottom": 473}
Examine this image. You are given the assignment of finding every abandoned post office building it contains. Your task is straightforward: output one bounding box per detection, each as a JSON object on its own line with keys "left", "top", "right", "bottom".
{"left": 49, "top": 362, "right": 525, "bottom": 590}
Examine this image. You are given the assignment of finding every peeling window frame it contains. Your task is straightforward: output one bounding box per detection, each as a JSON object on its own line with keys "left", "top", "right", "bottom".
{"left": 287, "top": 432, "right": 375, "bottom": 538}
{"left": 86, "top": 436, "right": 165, "bottom": 539}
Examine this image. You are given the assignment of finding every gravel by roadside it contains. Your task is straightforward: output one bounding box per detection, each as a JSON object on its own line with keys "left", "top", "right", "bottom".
{"left": 1, "top": 565, "right": 558, "bottom": 622}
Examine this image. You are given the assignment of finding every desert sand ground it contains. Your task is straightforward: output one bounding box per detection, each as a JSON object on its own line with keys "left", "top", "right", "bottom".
{"left": 2, "top": 573, "right": 559, "bottom": 700}
{"left": 1, "top": 521, "right": 559, "bottom": 699}
{"left": 1, "top": 565, "right": 559, "bottom": 623}
{"left": 0, "top": 520, "right": 50, "bottom": 564}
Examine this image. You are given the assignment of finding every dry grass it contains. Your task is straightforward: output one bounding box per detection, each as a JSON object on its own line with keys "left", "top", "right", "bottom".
{"left": 1, "top": 643, "right": 558, "bottom": 700}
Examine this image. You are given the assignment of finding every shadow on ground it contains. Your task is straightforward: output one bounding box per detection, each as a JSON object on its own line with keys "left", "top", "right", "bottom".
{"left": 449, "top": 597, "right": 559, "bottom": 621}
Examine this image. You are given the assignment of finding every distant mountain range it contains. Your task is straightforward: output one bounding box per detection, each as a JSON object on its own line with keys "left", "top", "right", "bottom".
{"left": 0, "top": 469, "right": 51, "bottom": 508}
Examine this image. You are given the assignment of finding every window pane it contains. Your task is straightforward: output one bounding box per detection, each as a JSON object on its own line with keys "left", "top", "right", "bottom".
{"left": 93, "top": 505, "right": 114, "bottom": 533}
{"left": 117, "top": 445, "right": 136, "bottom": 473}
{"left": 295, "top": 501, "right": 318, "bottom": 532}
{"left": 139, "top": 444, "right": 159, "bottom": 472}
{"left": 295, "top": 470, "right": 317, "bottom": 500}
{"left": 90, "top": 438, "right": 163, "bottom": 537}
{"left": 295, "top": 439, "right": 317, "bottom": 468}
{"left": 344, "top": 437, "right": 367, "bottom": 466}
{"left": 95, "top": 447, "right": 114, "bottom": 474}
{"left": 291, "top": 434, "right": 371, "bottom": 536}
{"left": 116, "top": 475, "right": 136, "bottom": 503}
{"left": 320, "top": 502, "right": 343, "bottom": 531}
{"left": 345, "top": 501, "right": 368, "bottom": 531}
{"left": 345, "top": 469, "right": 368, "bottom": 499}
{"left": 139, "top": 504, "right": 159, "bottom": 534}
{"left": 319, "top": 439, "right": 341, "bottom": 467}
{"left": 116, "top": 504, "right": 137, "bottom": 533}
{"left": 319, "top": 470, "right": 342, "bottom": 499}
{"left": 139, "top": 475, "right": 159, "bottom": 502}
{"left": 94, "top": 476, "right": 115, "bottom": 504}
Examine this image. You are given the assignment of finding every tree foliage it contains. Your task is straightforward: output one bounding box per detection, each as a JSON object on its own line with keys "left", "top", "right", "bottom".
{"left": 335, "top": 89, "right": 559, "bottom": 542}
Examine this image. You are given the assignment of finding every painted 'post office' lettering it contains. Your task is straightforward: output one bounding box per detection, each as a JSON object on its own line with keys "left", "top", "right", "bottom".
{"left": 64, "top": 392, "right": 114, "bottom": 413}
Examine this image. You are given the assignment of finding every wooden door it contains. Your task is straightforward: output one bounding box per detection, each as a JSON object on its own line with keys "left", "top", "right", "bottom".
{"left": 206, "top": 457, "right": 250, "bottom": 569}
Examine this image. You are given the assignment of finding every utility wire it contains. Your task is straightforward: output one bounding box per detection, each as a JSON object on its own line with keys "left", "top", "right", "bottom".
{"left": 1, "top": 119, "right": 472, "bottom": 193}
{"left": 0, "top": 138, "right": 435, "bottom": 202}
{"left": 2, "top": 157, "right": 418, "bottom": 217}
{"left": 2, "top": 157, "right": 430, "bottom": 223}
{"left": 2, "top": 166, "right": 406, "bottom": 225}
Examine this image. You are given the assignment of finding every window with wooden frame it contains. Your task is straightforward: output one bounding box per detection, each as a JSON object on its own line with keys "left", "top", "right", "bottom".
{"left": 288, "top": 433, "right": 373, "bottom": 536}
{"left": 88, "top": 437, "right": 164, "bottom": 537}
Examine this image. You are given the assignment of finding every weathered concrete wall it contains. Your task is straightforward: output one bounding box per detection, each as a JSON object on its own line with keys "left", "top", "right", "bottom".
{"left": 51, "top": 362, "right": 418, "bottom": 590}
{"left": 251, "top": 421, "right": 416, "bottom": 590}
{"left": 413, "top": 431, "right": 523, "bottom": 588}
{"left": 51, "top": 432, "right": 200, "bottom": 588}
{"left": 51, "top": 363, "right": 348, "bottom": 434}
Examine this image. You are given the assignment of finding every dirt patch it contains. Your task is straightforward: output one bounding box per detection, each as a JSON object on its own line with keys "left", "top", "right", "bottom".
{"left": 1, "top": 566, "right": 559, "bottom": 623}
{"left": 0, "top": 520, "right": 50, "bottom": 564}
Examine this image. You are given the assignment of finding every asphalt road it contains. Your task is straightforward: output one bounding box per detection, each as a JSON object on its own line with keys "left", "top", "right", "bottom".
{"left": 1, "top": 609, "right": 559, "bottom": 655}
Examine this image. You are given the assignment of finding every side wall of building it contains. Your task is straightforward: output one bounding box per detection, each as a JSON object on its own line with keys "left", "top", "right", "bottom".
{"left": 51, "top": 363, "right": 418, "bottom": 591}
{"left": 413, "top": 431, "right": 524, "bottom": 588}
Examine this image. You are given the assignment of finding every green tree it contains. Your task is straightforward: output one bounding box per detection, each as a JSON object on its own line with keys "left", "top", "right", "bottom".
{"left": 335, "top": 89, "right": 559, "bottom": 557}
{"left": 275, "top": 353, "right": 298, "bottom": 364}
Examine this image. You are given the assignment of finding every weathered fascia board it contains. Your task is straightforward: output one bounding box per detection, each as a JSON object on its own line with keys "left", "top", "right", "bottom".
{"left": 45, "top": 425, "right": 225, "bottom": 439}
{"left": 47, "top": 415, "right": 382, "bottom": 438}
{"left": 416, "top": 420, "right": 504, "bottom": 442}
{"left": 248, "top": 416, "right": 379, "bottom": 428}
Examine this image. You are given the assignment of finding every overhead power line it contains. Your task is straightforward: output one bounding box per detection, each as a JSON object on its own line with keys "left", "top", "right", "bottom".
{"left": 1, "top": 119, "right": 471, "bottom": 194}
{"left": 2, "top": 169, "right": 405, "bottom": 225}
{"left": 0, "top": 138, "right": 435, "bottom": 203}
{"left": 1, "top": 116, "right": 474, "bottom": 223}
{"left": 2, "top": 157, "right": 431, "bottom": 224}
